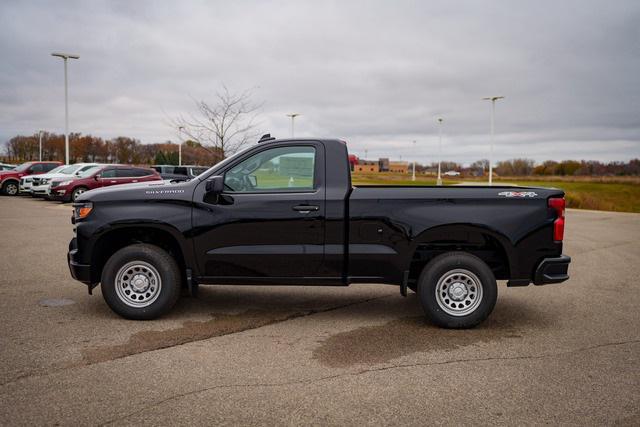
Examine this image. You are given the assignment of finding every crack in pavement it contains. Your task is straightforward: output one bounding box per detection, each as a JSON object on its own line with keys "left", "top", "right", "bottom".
{"left": 99, "top": 339, "right": 640, "bottom": 426}
{"left": 0, "top": 295, "right": 391, "bottom": 389}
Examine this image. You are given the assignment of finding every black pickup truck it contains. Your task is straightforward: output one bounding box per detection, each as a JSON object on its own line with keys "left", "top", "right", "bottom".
{"left": 68, "top": 136, "right": 570, "bottom": 328}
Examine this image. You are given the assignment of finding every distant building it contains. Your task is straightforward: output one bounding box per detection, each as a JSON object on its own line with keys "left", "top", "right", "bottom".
{"left": 354, "top": 160, "right": 379, "bottom": 173}
{"left": 388, "top": 161, "right": 409, "bottom": 174}
{"left": 378, "top": 158, "right": 390, "bottom": 172}
{"left": 348, "top": 154, "right": 358, "bottom": 171}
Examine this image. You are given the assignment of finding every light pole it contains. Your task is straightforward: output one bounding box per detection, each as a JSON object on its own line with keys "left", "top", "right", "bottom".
{"left": 286, "top": 113, "right": 300, "bottom": 138}
{"left": 38, "top": 130, "right": 44, "bottom": 161}
{"left": 51, "top": 52, "right": 79, "bottom": 165}
{"left": 437, "top": 117, "right": 443, "bottom": 186}
{"left": 482, "top": 96, "right": 504, "bottom": 185}
{"left": 412, "top": 140, "right": 416, "bottom": 181}
{"left": 178, "top": 126, "right": 184, "bottom": 166}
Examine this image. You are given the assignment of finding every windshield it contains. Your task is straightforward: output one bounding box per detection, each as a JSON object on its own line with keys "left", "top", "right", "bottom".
{"left": 14, "top": 162, "right": 33, "bottom": 172}
{"left": 78, "top": 166, "right": 101, "bottom": 177}
{"left": 194, "top": 144, "right": 255, "bottom": 180}
{"left": 58, "top": 165, "right": 78, "bottom": 174}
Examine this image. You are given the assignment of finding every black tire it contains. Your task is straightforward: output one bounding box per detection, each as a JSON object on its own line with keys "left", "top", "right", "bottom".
{"left": 71, "top": 186, "right": 88, "bottom": 202}
{"left": 418, "top": 252, "right": 497, "bottom": 329}
{"left": 101, "top": 244, "right": 182, "bottom": 320}
{"left": 2, "top": 180, "right": 19, "bottom": 196}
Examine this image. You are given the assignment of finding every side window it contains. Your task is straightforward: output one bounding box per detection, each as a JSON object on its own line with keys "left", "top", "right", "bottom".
{"left": 30, "top": 164, "right": 44, "bottom": 173}
{"left": 101, "top": 168, "right": 117, "bottom": 178}
{"left": 173, "top": 167, "right": 188, "bottom": 176}
{"left": 44, "top": 164, "right": 58, "bottom": 172}
{"left": 132, "top": 168, "right": 151, "bottom": 177}
{"left": 224, "top": 146, "right": 316, "bottom": 193}
{"left": 115, "top": 168, "right": 134, "bottom": 178}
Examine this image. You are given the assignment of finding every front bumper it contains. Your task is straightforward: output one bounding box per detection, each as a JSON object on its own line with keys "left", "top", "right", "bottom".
{"left": 32, "top": 185, "right": 51, "bottom": 196}
{"left": 534, "top": 255, "right": 571, "bottom": 285}
{"left": 48, "top": 187, "right": 71, "bottom": 201}
{"left": 19, "top": 183, "right": 32, "bottom": 193}
{"left": 68, "top": 238, "right": 93, "bottom": 285}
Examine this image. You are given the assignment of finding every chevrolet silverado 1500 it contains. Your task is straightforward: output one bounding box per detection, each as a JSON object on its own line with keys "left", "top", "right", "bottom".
{"left": 68, "top": 136, "right": 570, "bottom": 328}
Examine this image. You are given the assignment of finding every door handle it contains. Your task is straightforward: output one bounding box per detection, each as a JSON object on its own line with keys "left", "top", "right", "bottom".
{"left": 292, "top": 205, "right": 319, "bottom": 213}
{"left": 110, "top": 180, "right": 117, "bottom": 183}
{"left": 132, "top": 180, "right": 138, "bottom": 183}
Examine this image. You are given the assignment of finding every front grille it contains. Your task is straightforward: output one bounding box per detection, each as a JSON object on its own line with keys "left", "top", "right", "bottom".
{"left": 32, "top": 178, "right": 40, "bottom": 185}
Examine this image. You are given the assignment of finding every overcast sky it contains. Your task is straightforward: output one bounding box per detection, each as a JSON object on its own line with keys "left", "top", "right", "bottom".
{"left": 1, "top": 0, "right": 639, "bottom": 164}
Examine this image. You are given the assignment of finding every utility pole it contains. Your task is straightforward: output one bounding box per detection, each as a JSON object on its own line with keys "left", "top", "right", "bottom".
{"left": 412, "top": 140, "right": 416, "bottom": 181}
{"left": 286, "top": 113, "right": 300, "bottom": 138}
{"left": 51, "top": 52, "right": 79, "bottom": 164}
{"left": 178, "top": 126, "right": 184, "bottom": 166}
{"left": 482, "top": 96, "right": 505, "bottom": 185}
{"left": 437, "top": 117, "right": 443, "bottom": 186}
{"left": 38, "top": 130, "right": 44, "bottom": 161}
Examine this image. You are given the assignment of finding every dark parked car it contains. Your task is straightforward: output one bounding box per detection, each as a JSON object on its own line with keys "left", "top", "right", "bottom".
{"left": 0, "top": 161, "right": 62, "bottom": 195}
{"left": 50, "top": 164, "right": 162, "bottom": 202}
{"left": 68, "top": 136, "right": 570, "bottom": 328}
{"left": 151, "top": 165, "right": 208, "bottom": 182}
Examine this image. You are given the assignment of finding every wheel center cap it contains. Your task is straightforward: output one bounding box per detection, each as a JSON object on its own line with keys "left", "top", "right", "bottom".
{"left": 449, "top": 282, "right": 468, "bottom": 301}
{"left": 131, "top": 274, "right": 149, "bottom": 292}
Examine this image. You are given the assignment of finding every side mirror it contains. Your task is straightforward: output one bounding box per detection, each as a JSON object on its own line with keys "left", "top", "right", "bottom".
{"left": 94, "top": 174, "right": 101, "bottom": 181}
{"left": 248, "top": 175, "right": 257, "bottom": 187}
{"left": 205, "top": 176, "right": 224, "bottom": 194}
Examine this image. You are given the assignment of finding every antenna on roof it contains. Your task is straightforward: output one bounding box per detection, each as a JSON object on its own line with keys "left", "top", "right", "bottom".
{"left": 258, "top": 133, "right": 276, "bottom": 143}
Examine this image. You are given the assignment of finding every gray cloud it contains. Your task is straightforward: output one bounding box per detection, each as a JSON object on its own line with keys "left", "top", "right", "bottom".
{"left": 0, "top": 0, "right": 639, "bottom": 164}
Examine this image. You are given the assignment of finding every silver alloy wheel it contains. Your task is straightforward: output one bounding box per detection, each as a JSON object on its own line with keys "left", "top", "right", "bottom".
{"left": 72, "top": 188, "right": 85, "bottom": 201}
{"left": 114, "top": 261, "right": 162, "bottom": 308}
{"left": 435, "top": 268, "right": 483, "bottom": 316}
{"left": 5, "top": 182, "right": 18, "bottom": 195}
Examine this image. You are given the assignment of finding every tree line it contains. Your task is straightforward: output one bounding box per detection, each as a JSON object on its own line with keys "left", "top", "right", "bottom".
{"left": 1, "top": 132, "right": 223, "bottom": 166}
{"left": 411, "top": 158, "right": 639, "bottom": 176}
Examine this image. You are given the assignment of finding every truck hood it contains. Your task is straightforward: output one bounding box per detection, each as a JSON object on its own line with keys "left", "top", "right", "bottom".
{"left": 76, "top": 180, "right": 192, "bottom": 203}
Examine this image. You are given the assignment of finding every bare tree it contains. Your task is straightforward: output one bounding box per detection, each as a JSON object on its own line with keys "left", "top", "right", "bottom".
{"left": 172, "top": 85, "right": 261, "bottom": 159}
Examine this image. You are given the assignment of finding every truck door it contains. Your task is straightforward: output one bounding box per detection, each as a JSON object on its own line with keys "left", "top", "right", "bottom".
{"left": 192, "top": 143, "right": 326, "bottom": 278}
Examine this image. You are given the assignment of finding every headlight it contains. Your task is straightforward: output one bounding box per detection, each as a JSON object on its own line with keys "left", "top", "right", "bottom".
{"left": 73, "top": 202, "right": 93, "bottom": 221}
{"left": 59, "top": 180, "right": 73, "bottom": 186}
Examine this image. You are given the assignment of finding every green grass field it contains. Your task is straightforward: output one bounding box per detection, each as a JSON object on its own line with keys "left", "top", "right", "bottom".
{"left": 352, "top": 173, "right": 640, "bottom": 213}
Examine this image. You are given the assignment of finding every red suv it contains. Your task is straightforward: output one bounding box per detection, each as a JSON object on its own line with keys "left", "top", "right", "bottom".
{"left": 0, "top": 161, "right": 62, "bottom": 196}
{"left": 49, "top": 164, "right": 162, "bottom": 202}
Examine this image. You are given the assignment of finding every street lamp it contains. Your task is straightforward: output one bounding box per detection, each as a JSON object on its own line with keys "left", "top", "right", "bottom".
{"left": 178, "top": 126, "right": 185, "bottom": 166}
{"left": 412, "top": 140, "right": 416, "bottom": 182}
{"left": 437, "top": 117, "right": 443, "bottom": 186}
{"left": 482, "top": 96, "right": 505, "bottom": 185}
{"left": 38, "top": 130, "right": 44, "bottom": 161}
{"left": 286, "top": 113, "right": 300, "bottom": 138}
{"left": 51, "top": 52, "right": 79, "bottom": 165}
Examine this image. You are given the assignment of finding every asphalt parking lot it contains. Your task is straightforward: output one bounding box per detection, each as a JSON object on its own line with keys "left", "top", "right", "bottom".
{"left": 0, "top": 195, "right": 638, "bottom": 425}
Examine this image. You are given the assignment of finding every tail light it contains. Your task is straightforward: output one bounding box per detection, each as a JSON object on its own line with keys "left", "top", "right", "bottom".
{"left": 548, "top": 197, "right": 565, "bottom": 242}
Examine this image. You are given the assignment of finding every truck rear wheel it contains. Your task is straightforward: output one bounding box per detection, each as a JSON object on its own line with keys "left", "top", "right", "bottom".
{"left": 101, "top": 244, "right": 181, "bottom": 320}
{"left": 417, "top": 252, "right": 497, "bottom": 329}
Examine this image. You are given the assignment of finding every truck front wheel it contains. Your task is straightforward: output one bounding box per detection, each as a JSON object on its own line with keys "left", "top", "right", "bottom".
{"left": 417, "top": 252, "right": 497, "bottom": 329}
{"left": 100, "top": 244, "right": 181, "bottom": 320}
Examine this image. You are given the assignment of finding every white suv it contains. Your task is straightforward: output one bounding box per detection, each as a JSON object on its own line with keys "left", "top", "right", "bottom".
{"left": 28, "top": 163, "right": 99, "bottom": 197}
{"left": 19, "top": 165, "right": 67, "bottom": 194}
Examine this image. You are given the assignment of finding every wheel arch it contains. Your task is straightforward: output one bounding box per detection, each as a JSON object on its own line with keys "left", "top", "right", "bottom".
{"left": 90, "top": 224, "right": 189, "bottom": 284}
{"left": 408, "top": 224, "right": 514, "bottom": 285}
